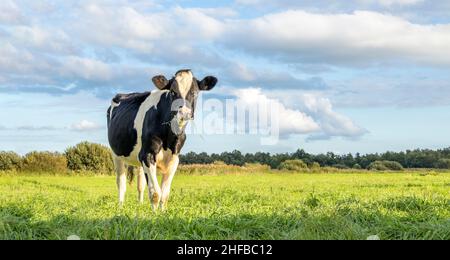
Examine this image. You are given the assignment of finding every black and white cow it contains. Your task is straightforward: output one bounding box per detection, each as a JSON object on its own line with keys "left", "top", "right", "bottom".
{"left": 107, "top": 69, "right": 217, "bottom": 209}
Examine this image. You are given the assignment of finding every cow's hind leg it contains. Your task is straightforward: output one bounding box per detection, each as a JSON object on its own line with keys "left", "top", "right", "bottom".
{"left": 114, "top": 156, "right": 127, "bottom": 205}
{"left": 160, "top": 155, "right": 179, "bottom": 210}
{"left": 137, "top": 166, "right": 146, "bottom": 203}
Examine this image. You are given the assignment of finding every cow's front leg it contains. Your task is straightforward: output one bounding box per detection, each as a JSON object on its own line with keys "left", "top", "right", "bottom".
{"left": 142, "top": 162, "right": 161, "bottom": 210}
{"left": 160, "top": 155, "right": 179, "bottom": 210}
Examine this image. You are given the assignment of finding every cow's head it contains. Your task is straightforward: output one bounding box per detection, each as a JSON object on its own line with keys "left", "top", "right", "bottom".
{"left": 152, "top": 69, "right": 217, "bottom": 134}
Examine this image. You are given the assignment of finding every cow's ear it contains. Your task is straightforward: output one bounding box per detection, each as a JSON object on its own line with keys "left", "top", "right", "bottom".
{"left": 198, "top": 76, "right": 218, "bottom": 91}
{"left": 152, "top": 75, "right": 169, "bottom": 90}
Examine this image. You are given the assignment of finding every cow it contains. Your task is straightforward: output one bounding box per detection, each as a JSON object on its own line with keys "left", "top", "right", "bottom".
{"left": 107, "top": 69, "right": 217, "bottom": 210}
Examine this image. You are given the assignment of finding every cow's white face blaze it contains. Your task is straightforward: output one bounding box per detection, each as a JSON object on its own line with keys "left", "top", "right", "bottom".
{"left": 152, "top": 69, "right": 218, "bottom": 135}
{"left": 174, "top": 70, "right": 193, "bottom": 99}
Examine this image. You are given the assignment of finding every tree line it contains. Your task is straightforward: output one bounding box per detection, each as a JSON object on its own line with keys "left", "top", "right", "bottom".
{"left": 1, "top": 142, "right": 450, "bottom": 173}
{"left": 180, "top": 148, "right": 450, "bottom": 169}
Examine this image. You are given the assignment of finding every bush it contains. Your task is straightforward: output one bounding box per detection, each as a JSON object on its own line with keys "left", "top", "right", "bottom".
{"left": 368, "top": 161, "right": 388, "bottom": 171}
{"left": 309, "top": 162, "right": 321, "bottom": 170}
{"left": 278, "top": 159, "right": 308, "bottom": 171}
{"left": 353, "top": 164, "right": 362, "bottom": 170}
{"left": 65, "top": 142, "right": 114, "bottom": 174}
{"left": 0, "top": 151, "right": 22, "bottom": 171}
{"left": 368, "top": 160, "right": 404, "bottom": 171}
{"left": 434, "top": 159, "right": 450, "bottom": 169}
{"left": 382, "top": 161, "right": 404, "bottom": 171}
{"left": 22, "top": 151, "right": 67, "bottom": 173}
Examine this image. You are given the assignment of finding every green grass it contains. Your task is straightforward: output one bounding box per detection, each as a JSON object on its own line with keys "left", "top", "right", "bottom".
{"left": 0, "top": 172, "right": 449, "bottom": 240}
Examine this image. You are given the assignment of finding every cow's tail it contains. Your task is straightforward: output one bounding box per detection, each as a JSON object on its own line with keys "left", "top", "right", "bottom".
{"left": 106, "top": 106, "right": 111, "bottom": 126}
{"left": 127, "top": 166, "right": 135, "bottom": 184}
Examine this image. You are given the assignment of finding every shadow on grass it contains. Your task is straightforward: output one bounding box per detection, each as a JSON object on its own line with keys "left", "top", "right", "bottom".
{"left": 1, "top": 196, "right": 449, "bottom": 240}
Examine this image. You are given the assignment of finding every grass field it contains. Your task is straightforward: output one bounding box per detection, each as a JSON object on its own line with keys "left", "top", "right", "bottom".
{"left": 0, "top": 171, "right": 449, "bottom": 240}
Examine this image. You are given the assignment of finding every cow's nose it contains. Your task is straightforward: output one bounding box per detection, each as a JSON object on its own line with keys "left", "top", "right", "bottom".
{"left": 178, "top": 106, "right": 192, "bottom": 119}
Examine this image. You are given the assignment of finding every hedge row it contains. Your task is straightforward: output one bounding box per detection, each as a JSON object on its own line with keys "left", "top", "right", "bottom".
{"left": 0, "top": 142, "right": 114, "bottom": 174}
{"left": 277, "top": 159, "right": 408, "bottom": 172}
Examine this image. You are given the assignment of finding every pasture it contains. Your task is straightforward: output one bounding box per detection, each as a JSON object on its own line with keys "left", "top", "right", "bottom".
{"left": 0, "top": 171, "right": 449, "bottom": 240}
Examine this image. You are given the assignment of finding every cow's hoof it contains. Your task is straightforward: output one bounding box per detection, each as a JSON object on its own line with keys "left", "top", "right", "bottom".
{"left": 159, "top": 201, "right": 168, "bottom": 211}
{"left": 150, "top": 193, "right": 161, "bottom": 211}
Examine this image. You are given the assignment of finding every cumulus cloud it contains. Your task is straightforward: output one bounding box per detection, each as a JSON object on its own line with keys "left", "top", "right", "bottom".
{"left": 70, "top": 120, "right": 103, "bottom": 132}
{"left": 0, "top": 0, "right": 26, "bottom": 25}
{"left": 75, "top": 5, "right": 223, "bottom": 54}
{"left": 10, "top": 25, "right": 78, "bottom": 55}
{"left": 232, "top": 88, "right": 366, "bottom": 140}
{"left": 0, "top": 41, "right": 159, "bottom": 96}
{"left": 0, "top": 0, "right": 449, "bottom": 110}
{"left": 234, "top": 88, "right": 320, "bottom": 136}
{"left": 61, "top": 56, "right": 113, "bottom": 81}
{"left": 298, "top": 94, "right": 368, "bottom": 140}
{"left": 223, "top": 10, "right": 450, "bottom": 67}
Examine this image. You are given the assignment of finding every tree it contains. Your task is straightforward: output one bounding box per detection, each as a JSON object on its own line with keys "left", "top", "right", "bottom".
{"left": 435, "top": 159, "right": 450, "bottom": 169}
{"left": 65, "top": 142, "right": 114, "bottom": 173}
{"left": 22, "top": 151, "right": 67, "bottom": 173}
{"left": 0, "top": 151, "right": 22, "bottom": 171}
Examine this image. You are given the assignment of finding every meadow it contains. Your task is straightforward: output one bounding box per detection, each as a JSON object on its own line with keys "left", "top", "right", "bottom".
{"left": 0, "top": 170, "right": 449, "bottom": 240}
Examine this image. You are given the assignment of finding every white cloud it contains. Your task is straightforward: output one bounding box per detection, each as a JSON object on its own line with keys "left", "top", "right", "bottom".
{"left": 232, "top": 88, "right": 366, "bottom": 139}
{"left": 190, "top": 7, "right": 238, "bottom": 18}
{"left": 0, "top": 0, "right": 26, "bottom": 25}
{"left": 17, "top": 125, "right": 58, "bottom": 131}
{"left": 73, "top": 7, "right": 153, "bottom": 53}
{"left": 298, "top": 94, "right": 367, "bottom": 139}
{"left": 223, "top": 10, "right": 450, "bottom": 66}
{"left": 75, "top": 5, "right": 223, "bottom": 54}
{"left": 70, "top": 120, "right": 103, "bottom": 132}
{"left": 61, "top": 56, "right": 113, "bottom": 81}
{"left": 368, "top": 0, "right": 424, "bottom": 7}
{"left": 10, "top": 25, "right": 77, "bottom": 55}
{"left": 234, "top": 88, "right": 320, "bottom": 136}
{"left": 0, "top": 43, "right": 39, "bottom": 74}
{"left": 1, "top": 1, "right": 449, "bottom": 110}
{"left": 236, "top": 0, "right": 425, "bottom": 8}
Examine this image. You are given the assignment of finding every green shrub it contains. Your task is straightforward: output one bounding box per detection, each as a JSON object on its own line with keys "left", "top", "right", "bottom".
{"left": 22, "top": 151, "right": 67, "bottom": 173}
{"left": 278, "top": 159, "right": 308, "bottom": 171}
{"left": 434, "top": 159, "right": 450, "bottom": 169}
{"left": 65, "top": 142, "right": 114, "bottom": 174}
{"left": 368, "top": 161, "right": 388, "bottom": 171}
{"left": 382, "top": 161, "right": 404, "bottom": 171}
{"left": 0, "top": 151, "right": 22, "bottom": 171}
{"left": 353, "top": 164, "right": 362, "bottom": 170}
{"left": 309, "top": 162, "right": 321, "bottom": 170}
{"left": 368, "top": 160, "right": 404, "bottom": 171}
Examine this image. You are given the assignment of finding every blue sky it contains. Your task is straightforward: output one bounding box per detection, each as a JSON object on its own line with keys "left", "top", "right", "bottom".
{"left": 1, "top": 0, "right": 450, "bottom": 155}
